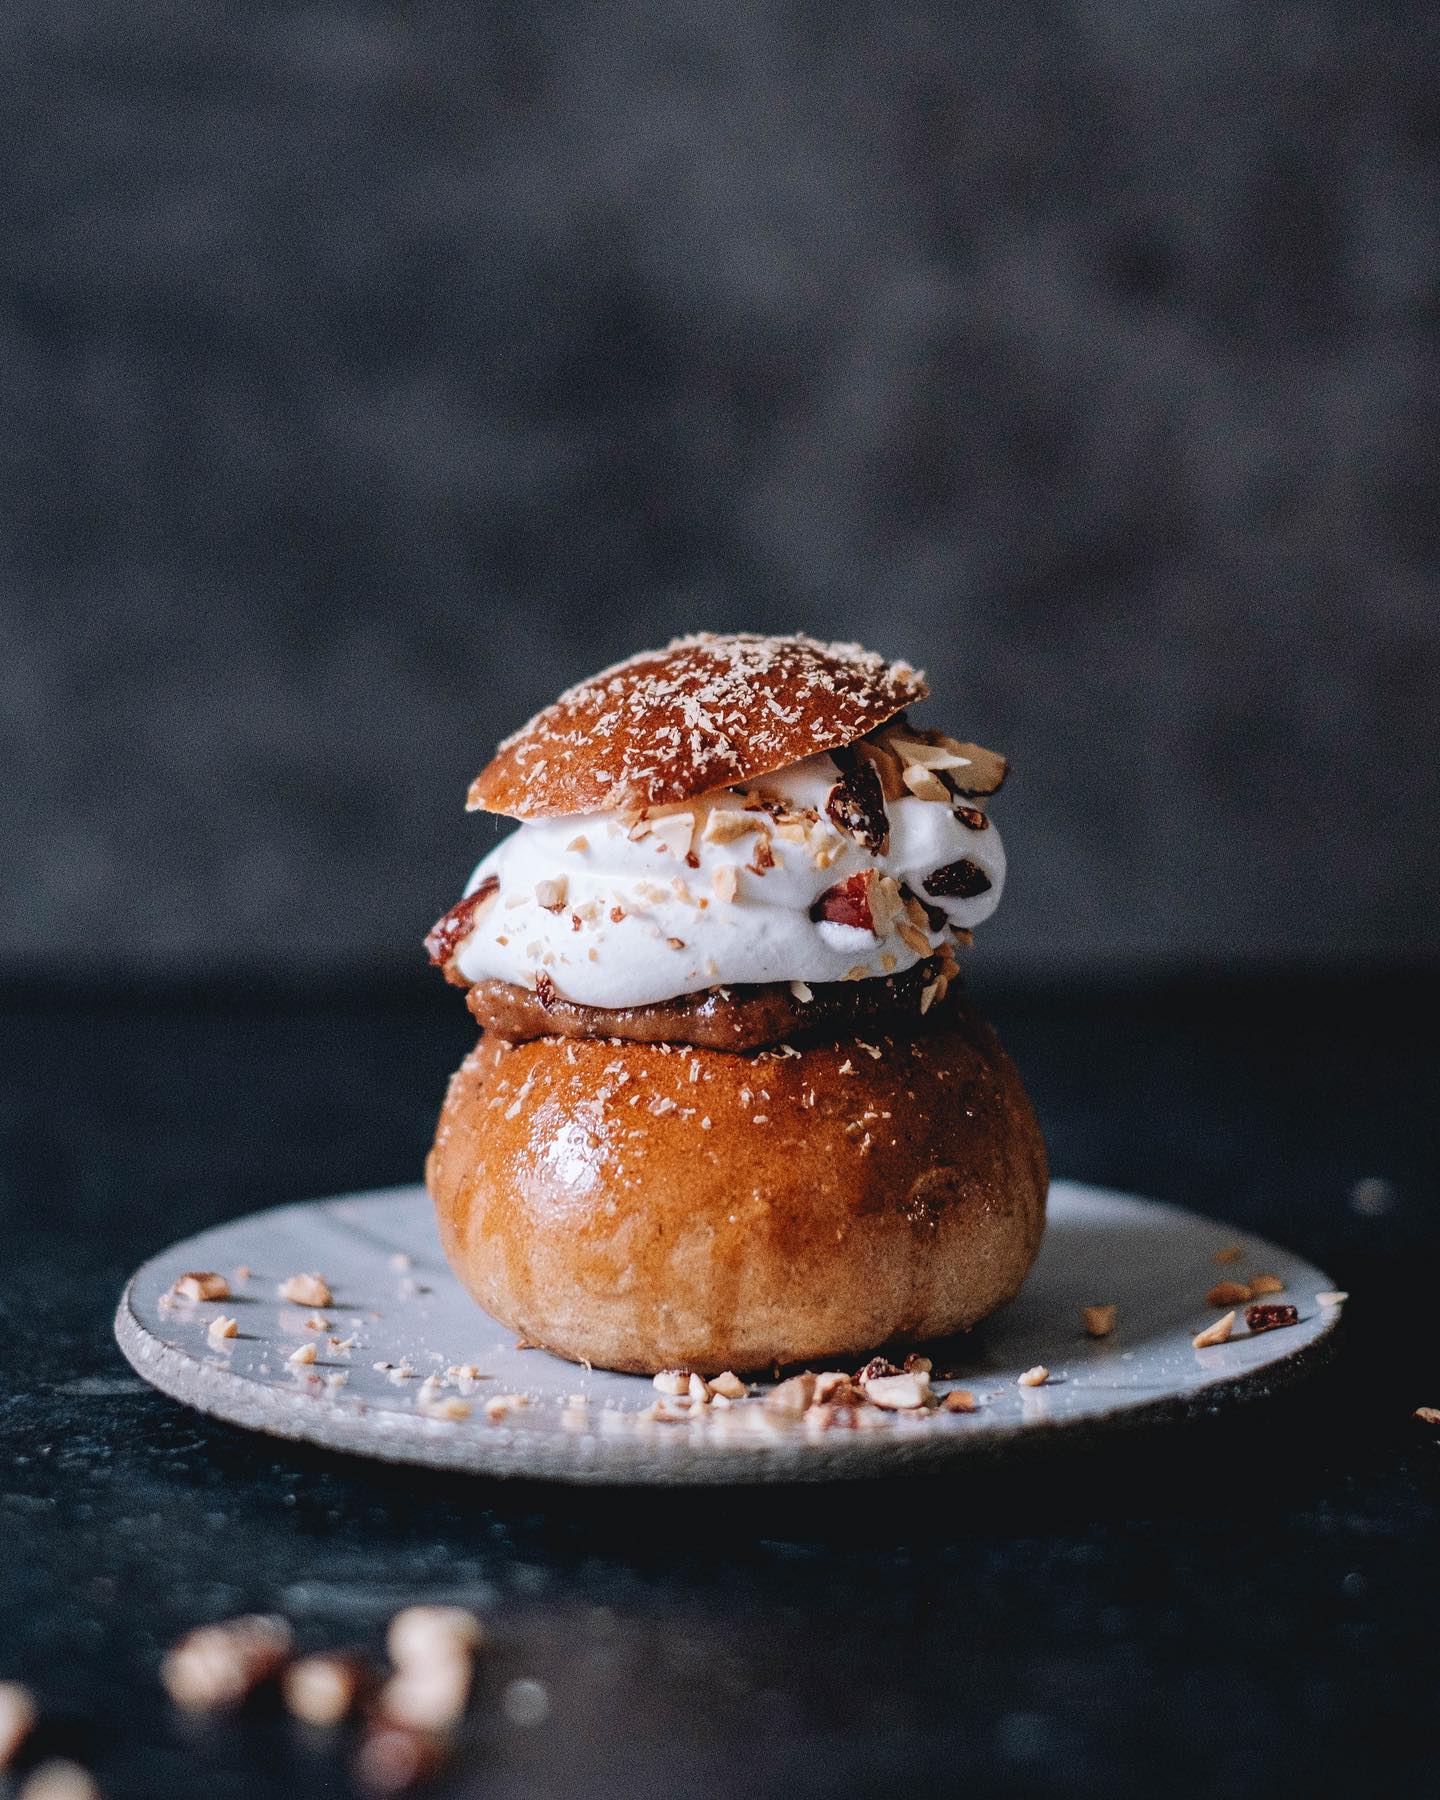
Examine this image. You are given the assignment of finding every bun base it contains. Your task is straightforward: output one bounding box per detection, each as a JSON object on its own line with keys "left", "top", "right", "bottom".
{"left": 426, "top": 1004, "right": 1047, "bottom": 1375}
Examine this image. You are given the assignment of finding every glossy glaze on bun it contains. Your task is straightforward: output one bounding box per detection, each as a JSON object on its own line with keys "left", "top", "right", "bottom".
{"left": 426, "top": 1000, "right": 1047, "bottom": 1375}
{"left": 467, "top": 632, "right": 927, "bottom": 819}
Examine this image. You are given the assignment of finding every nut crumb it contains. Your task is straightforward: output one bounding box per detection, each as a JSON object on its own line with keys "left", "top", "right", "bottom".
{"left": 709, "top": 1371, "right": 746, "bottom": 1398}
{"left": 764, "top": 1373, "right": 817, "bottom": 1414}
{"left": 287, "top": 1342, "right": 318, "bottom": 1366}
{"left": 172, "top": 1271, "right": 230, "bottom": 1302}
{"left": 1247, "top": 1272, "right": 1285, "bottom": 1296}
{"left": 305, "top": 1313, "right": 331, "bottom": 1331}
{"left": 1193, "top": 1310, "right": 1236, "bottom": 1348}
{"left": 1244, "top": 1303, "right": 1299, "bottom": 1334}
{"left": 279, "top": 1273, "right": 333, "bottom": 1308}
{"left": 1315, "top": 1290, "right": 1349, "bottom": 1306}
{"left": 484, "top": 1394, "right": 527, "bottom": 1422}
{"left": 207, "top": 1315, "right": 238, "bottom": 1341}
{"left": 1206, "top": 1280, "right": 1252, "bottom": 1307}
{"left": 1017, "top": 1366, "right": 1049, "bottom": 1388}
{"left": 864, "top": 1371, "right": 933, "bottom": 1410}
{"left": 1212, "top": 1244, "right": 1243, "bottom": 1265}
{"left": 651, "top": 1369, "right": 691, "bottom": 1396}
{"left": 419, "top": 1396, "right": 471, "bottom": 1421}
{"left": 1414, "top": 1407, "right": 1440, "bottom": 1426}
{"left": 1081, "top": 1304, "right": 1117, "bottom": 1338}
{"left": 942, "top": 1390, "right": 979, "bottom": 1413}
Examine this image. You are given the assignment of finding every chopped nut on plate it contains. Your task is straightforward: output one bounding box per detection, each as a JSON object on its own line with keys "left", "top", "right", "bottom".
{"left": 1315, "top": 1291, "right": 1349, "bottom": 1306}
{"left": 1244, "top": 1303, "right": 1299, "bottom": 1334}
{"left": 1415, "top": 1407, "right": 1440, "bottom": 1426}
{"left": 709, "top": 1370, "right": 746, "bottom": 1399}
{"left": 1212, "top": 1244, "right": 1243, "bottom": 1265}
{"left": 171, "top": 1271, "right": 230, "bottom": 1302}
{"left": 1206, "top": 1280, "right": 1252, "bottom": 1307}
{"left": 651, "top": 1369, "right": 690, "bottom": 1396}
{"left": 278, "top": 1272, "right": 333, "bottom": 1308}
{"left": 864, "top": 1372, "right": 933, "bottom": 1411}
{"left": 1017, "top": 1366, "right": 1049, "bottom": 1388}
{"left": 1193, "top": 1310, "right": 1236, "bottom": 1348}
{"left": 1247, "top": 1272, "right": 1285, "bottom": 1296}
{"left": 287, "top": 1342, "right": 317, "bottom": 1366}
{"left": 764, "top": 1373, "right": 817, "bottom": 1414}
{"left": 942, "top": 1389, "right": 979, "bottom": 1413}
{"left": 207, "top": 1315, "right": 238, "bottom": 1341}
{"left": 1081, "top": 1304, "right": 1117, "bottom": 1338}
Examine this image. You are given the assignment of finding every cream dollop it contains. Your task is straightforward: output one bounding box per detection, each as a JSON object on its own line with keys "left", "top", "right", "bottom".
{"left": 447, "top": 751, "right": 1004, "bottom": 1009}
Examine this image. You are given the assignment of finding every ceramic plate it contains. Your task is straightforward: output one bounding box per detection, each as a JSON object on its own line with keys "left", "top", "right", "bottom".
{"left": 114, "top": 1182, "right": 1343, "bottom": 1485}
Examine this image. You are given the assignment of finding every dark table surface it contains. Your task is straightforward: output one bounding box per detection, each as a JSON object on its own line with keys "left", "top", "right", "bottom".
{"left": 1, "top": 969, "right": 1436, "bottom": 1800}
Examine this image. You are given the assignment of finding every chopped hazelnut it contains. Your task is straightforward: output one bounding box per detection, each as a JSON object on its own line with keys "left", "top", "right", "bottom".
{"left": 651, "top": 1369, "right": 691, "bottom": 1396}
{"left": 1212, "top": 1244, "right": 1243, "bottom": 1265}
{"left": 901, "top": 763, "right": 950, "bottom": 803}
{"left": 1414, "top": 1407, "right": 1440, "bottom": 1426}
{"left": 702, "top": 809, "right": 762, "bottom": 844}
{"left": 278, "top": 1273, "right": 333, "bottom": 1308}
{"left": 902, "top": 1352, "right": 932, "bottom": 1373}
{"left": 1017, "top": 1366, "right": 1050, "bottom": 1388}
{"left": 1081, "top": 1304, "right": 1117, "bottom": 1338}
{"left": 534, "top": 876, "right": 568, "bottom": 912}
{"left": 1206, "top": 1280, "right": 1252, "bottom": 1307}
{"left": 161, "top": 1615, "right": 294, "bottom": 1712}
{"left": 712, "top": 863, "right": 740, "bottom": 903}
{"left": 418, "top": 1396, "right": 472, "bottom": 1421}
{"left": 565, "top": 834, "right": 589, "bottom": 853}
{"left": 283, "top": 1653, "right": 371, "bottom": 1727}
{"left": 864, "top": 1372, "right": 933, "bottom": 1410}
{"left": 709, "top": 1371, "right": 746, "bottom": 1399}
{"left": 287, "top": 1342, "right": 318, "bottom": 1366}
{"left": 1244, "top": 1303, "right": 1299, "bottom": 1334}
{"left": 172, "top": 1271, "right": 230, "bottom": 1302}
{"left": 1193, "top": 1310, "right": 1236, "bottom": 1348}
{"left": 942, "top": 1390, "right": 979, "bottom": 1413}
{"left": 1247, "top": 1272, "right": 1285, "bottom": 1296}
{"left": 305, "top": 1314, "right": 330, "bottom": 1331}
{"left": 687, "top": 1372, "right": 712, "bottom": 1405}
{"left": 1315, "top": 1291, "right": 1349, "bottom": 1306}
{"left": 483, "top": 1394, "right": 527, "bottom": 1422}
{"left": 764, "top": 1373, "right": 817, "bottom": 1414}
{"left": 207, "top": 1315, "right": 239, "bottom": 1341}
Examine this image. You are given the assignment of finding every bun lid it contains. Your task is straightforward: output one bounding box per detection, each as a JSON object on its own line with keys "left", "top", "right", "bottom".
{"left": 467, "top": 632, "right": 928, "bottom": 819}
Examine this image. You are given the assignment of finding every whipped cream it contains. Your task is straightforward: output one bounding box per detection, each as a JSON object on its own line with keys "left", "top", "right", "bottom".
{"left": 444, "top": 750, "right": 1005, "bottom": 1010}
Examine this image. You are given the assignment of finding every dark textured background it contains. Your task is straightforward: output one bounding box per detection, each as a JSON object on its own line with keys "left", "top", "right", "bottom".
{"left": 5, "top": 0, "right": 1439, "bottom": 977}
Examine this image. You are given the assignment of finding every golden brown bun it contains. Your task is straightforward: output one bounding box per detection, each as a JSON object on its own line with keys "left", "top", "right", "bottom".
{"left": 425, "top": 1003, "right": 1047, "bottom": 1375}
{"left": 467, "top": 632, "right": 927, "bottom": 820}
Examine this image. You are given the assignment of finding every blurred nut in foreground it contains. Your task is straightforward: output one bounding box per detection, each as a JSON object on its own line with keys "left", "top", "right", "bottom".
{"left": 386, "top": 1606, "right": 485, "bottom": 1669}
{"left": 0, "top": 1682, "right": 37, "bottom": 1768}
{"left": 18, "top": 1763, "right": 100, "bottom": 1800}
{"left": 161, "top": 1615, "right": 293, "bottom": 1711}
{"left": 379, "top": 1660, "right": 471, "bottom": 1732}
{"left": 283, "top": 1653, "right": 371, "bottom": 1727}
{"left": 354, "top": 1726, "right": 446, "bottom": 1795}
